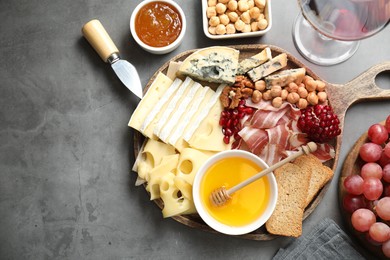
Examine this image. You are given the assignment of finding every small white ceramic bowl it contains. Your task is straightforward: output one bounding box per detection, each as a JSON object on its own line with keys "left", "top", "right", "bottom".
{"left": 130, "top": 0, "right": 186, "bottom": 54}
{"left": 192, "top": 150, "right": 278, "bottom": 235}
{"left": 202, "top": 0, "right": 272, "bottom": 39}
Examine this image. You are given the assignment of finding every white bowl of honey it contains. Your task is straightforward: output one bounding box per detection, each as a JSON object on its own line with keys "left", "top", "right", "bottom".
{"left": 130, "top": 0, "right": 186, "bottom": 54}
{"left": 193, "top": 150, "right": 278, "bottom": 235}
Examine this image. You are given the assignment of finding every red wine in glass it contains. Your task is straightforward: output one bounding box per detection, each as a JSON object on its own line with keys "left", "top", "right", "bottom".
{"left": 293, "top": 0, "right": 390, "bottom": 65}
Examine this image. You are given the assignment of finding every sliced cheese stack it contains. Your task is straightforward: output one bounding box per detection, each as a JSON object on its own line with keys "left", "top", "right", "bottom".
{"left": 129, "top": 73, "right": 231, "bottom": 153}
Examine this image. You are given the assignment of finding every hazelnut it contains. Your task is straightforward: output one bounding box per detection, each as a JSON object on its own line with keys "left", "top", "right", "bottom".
{"left": 316, "top": 80, "right": 326, "bottom": 92}
{"left": 226, "top": 23, "right": 236, "bottom": 34}
{"left": 249, "top": 7, "right": 261, "bottom": 19}
{"left": 208, "top": 0, "right": 217, "bottom": 6}
{"left": 270, "top": 85, "right": 282, "bottom": 97}
{"left": 235, "top": 19, "right": 246, "bottom": 31}
{"left": 305, "top": 79, "right": 317, "bottom": 92}
{"left": 208, "top": 26, "right": 217, "bottom": 34}
{"left": 240, "top": 11, "right": 251, "bottom": 24}
{"left": 209, "top": 16, "right": 220, "bottom": 26}
{"left": 242, "top": 24, "right": 251, "bottom": 32}
{"left": 207, "top": 7, "right": 217, "bottom": 18}
{"left": 254, "top": 80, "right": 266, "bottom": 91}
{"left": 238, "top": 0, "right": 249, "bottom": 12}
{"left": 272, "top": 97, "right": 283, "bottom": 108}
{"left": 227, "top": 0, "right": 238, "bottom": 11}
{"left": 227, "top": 11, "right": 239, "bottom": 22}
{"left": 215, "top": 24, "right": 227, "bottom": 35}
{"left": 262, "top": 90, "right": 272, "bottom": 101}
{"left": 257, "top": 18, "right": 268, "bottom": 30}
{"left": 255, "top": 0, "right": 266, "bottom": 9}
{"left": 218, "top": 0, "right": 229, "bottom": 4}
{"left": 281, "top": 89, "right": 289, "bottom": 100}
{"left": 297, "top": 86, "right": 308, "bottom": 98}
{"left": 297, "top": 98, "right": 308, "bottom": 109}
{"left": 252, "top": 90, "right": 262, "bottom": 103}
{"left": 317, "top": 91, "right": 327, "bottom": 103}
{"left": 216, "top": 3, "right": 227, "bottom": 14}
{"left": 307, "top": 91, "right": 319, "bottom": 105}
{"left": 219, "top": 14, "right": 230, "bottom": 25}
{"left": 287, "top": 92, "right": 300, "bottom": 104}
{"left": 287, "top": 82, "right": 298, "bottom": 92}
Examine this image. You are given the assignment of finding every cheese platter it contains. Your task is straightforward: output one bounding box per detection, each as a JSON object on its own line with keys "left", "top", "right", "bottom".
{"left": 131, "top": 44, "right": 390, "bottom": 240}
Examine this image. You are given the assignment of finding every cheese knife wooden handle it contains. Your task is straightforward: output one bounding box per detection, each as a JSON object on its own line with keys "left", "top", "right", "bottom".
{"left": 82, "top": 19, "right": 119, "bottom": 63}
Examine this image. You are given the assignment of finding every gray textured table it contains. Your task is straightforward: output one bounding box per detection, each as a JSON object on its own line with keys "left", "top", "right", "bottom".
{"left": 1, "top": 0, "right": 389, "bottom": 259}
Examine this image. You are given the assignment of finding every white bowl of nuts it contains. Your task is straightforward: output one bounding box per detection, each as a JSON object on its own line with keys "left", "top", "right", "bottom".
{"left": 202, "top": 0, "right": 272, "bottom": 39}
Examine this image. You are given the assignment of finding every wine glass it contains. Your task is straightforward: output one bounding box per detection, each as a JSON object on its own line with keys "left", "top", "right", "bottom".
{"left": 293, "top": 0, "right": 390, "bottom": 66}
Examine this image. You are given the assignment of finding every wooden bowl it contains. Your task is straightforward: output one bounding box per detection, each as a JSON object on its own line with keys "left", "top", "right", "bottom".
{"left": 339, "top": 120, "right": 389, "bottom": 259}
{"left": 134, "top": 44, "right": 390, "bottom": 240}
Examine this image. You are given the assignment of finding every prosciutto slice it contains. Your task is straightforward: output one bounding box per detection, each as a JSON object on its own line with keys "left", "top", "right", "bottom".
{"left": 237, "top": 100, "right": 335, "bottom": 165}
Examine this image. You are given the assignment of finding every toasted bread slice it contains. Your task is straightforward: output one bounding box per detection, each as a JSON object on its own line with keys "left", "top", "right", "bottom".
{"left": 265, "top": 163, "right": 311, "bottom": 237}
{"left": 293, "top": 154, "right": 334, "bottom": 208}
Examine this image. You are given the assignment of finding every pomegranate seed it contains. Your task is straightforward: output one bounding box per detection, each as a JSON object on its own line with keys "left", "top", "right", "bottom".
{"left": 297, "top": 104, "right": 341, "bottom": 143}
{"left": 223, "top": 135, "right": 230, "bottom": 144}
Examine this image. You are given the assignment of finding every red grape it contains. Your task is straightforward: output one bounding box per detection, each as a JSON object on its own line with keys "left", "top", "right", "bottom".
{"left": 383, "top": 164, "right": 390, "bottom": 183}
{"left": 369, "top": 222, "right": 390, "bottom": 243}
{"left": 351, "top": 208, "right": 376, "bottom": 232}
{"left": 384, "top": 184, "right": 390, "bottom": 197}
{"left": 359, "top": 142, "right": 383, "bottom": 162}
{"left": 361, "top": 162, "right": 383, "bottom": 179}
{"left": 368, "top": 123, "right": 388, "bottom": 145}
{"left": 379, "top": 152, "right": 390, "bottom": 167}
{"left": 385, "top": 142, "right": 390, "bottom": 158}
{"left": 385, "top": 115, "right": 390, "bottom": 133}
{"left": 363, "top": 177, "right": 383, "bottom": 200}
{"left": 376, "top": 197, "right": 390, "bottom": 221}
{"left": 343, "top": 194, "right": 368, "bottom": 213}
{"left": 343, "top": 175, "right": 364, "bottom": 195}
{"left": 383, "top": 239, "right": 390, "bottom": 257}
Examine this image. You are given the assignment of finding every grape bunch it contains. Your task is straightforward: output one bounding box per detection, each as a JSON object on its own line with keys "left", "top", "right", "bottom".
{"left": 343, "top": 115, "right": 390, "bottom": 258}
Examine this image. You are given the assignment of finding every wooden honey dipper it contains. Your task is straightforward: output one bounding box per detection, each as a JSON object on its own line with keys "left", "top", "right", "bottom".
{"left": 209, "top": 142, "right": 318, "bottom": 207}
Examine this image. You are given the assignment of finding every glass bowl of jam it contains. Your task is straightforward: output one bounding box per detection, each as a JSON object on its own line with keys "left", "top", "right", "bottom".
{"left": 130, "top": 0, "right": 186, "bottom": 54}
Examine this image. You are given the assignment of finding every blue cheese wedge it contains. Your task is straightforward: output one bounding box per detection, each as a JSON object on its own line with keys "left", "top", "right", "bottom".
{"left": 237, "top": 47, "right": 272, "bottom": 75}
{"left": 247, "top": 53, "right": 288, "bottom": 82}
{"left": 177, "top": 46, "right": 239, "bottom": 84}
{"left": 265, "top": 68, "right": 306, "bottom": 87}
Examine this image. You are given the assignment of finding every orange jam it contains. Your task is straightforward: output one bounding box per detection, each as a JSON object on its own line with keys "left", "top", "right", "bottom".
{"left": 135, "top": 1, "right": 182, "bottom": 47}
{"left": 200, "top": 157, "right": 270, "bottom": 227}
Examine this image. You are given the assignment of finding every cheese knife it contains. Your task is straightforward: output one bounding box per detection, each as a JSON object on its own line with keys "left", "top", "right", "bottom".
{"left": 82, "top": 19, "right": 143, "bottom": 99}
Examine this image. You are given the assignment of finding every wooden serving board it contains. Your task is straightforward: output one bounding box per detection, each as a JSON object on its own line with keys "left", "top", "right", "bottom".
{"left": 133, "top": 44, "right": 390, "bottom": 240}
{"left": 339, "top": 120, "right": 388, "bottom": 259}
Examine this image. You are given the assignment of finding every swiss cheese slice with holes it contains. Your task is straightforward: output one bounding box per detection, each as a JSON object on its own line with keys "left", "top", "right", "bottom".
{"left": 128, "top": 72, "right": 173, "bottom": 132}
{"left": 136, "top": 139, "right": 176, "bottom": 182}
{"left": 147, "top": 154, "right": 179, "bottom": 200}
{"left": 177, "top": 46, "right": 239, "bottom": 84}
{"left": 160, "top": 173, "right": 196, "bottom": 218}
{"left": 176, "top": 148, "right": 216, "bottom": 185}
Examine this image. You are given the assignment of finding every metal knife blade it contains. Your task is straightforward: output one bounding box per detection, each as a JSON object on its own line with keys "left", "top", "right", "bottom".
{"left": 82, "top": 19, "right": 143, "bottom": 99}
{"left": 111, "top": 59, "right": 143, "bottom": 99}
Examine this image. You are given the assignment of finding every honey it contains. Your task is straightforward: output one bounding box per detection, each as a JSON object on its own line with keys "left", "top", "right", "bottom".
{"left": 135, "top": 1, "right": 182, "bottom": 47}
{"left": 200, "top": 156, "right": 270, "bottom": 227}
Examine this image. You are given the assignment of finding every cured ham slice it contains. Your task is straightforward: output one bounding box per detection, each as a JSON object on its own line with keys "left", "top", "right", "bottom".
{"left": 237, "top": 99, "right": 335, "bottom": 165}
